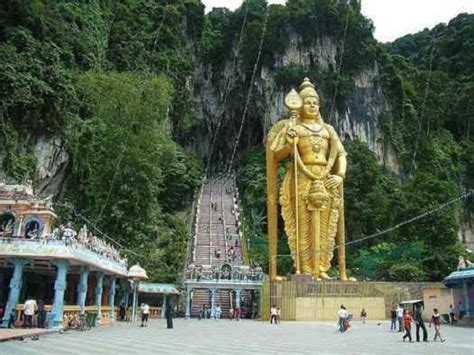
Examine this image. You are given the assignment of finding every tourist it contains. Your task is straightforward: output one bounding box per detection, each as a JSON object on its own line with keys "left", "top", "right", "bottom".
{"left": 37, "top": 299, "right": 46, "bottom": 328}
{"left": 414, "top": 304, "right": 428, "bottom": 342}
{"left": 119, "top": 302, "right": 126, "bottom": 321}
{"left": 270, "top": 305, "right": 278, "bottom": 324}
{"left": 429, "top": 308, "right": 446, "bottom": 342}
{"left": 215, "top": 304, "right": 222, "bottom": 319}
{"left": 402, "top": 309, "right": 413, "bottom": 342}
{"left": 140, "top": 302, "right": 149, "bottom": 327}
{"left": 360, "top": 308, "right": 367, "bottom": 324}
{"left": 276, "top": 307, "right": 281, "bottom": 324}
{"left": 23, "top": 296, "right": 37, "bottom": 328}
{"left": 234, "top": 306, "right": 241, "bottom": 321}
{"left": 396, "top": 304, "right": 404, "bottom": 332}
{"left": 337, "top": 305, "right": 348, "bottom": 333}
{"left": 166, "top": 302, "right": 173, "bottom": 329}
{"left": 198, "top": 305, "right": 205, "bottom": 320}
{"left": 215, "top": 248, "right": 221, "bottom": 259}
{"left": 229, "top": 307, "right": 234, "bottom": 320}
{"left": 7, "top": 308, "right": 16, "bottom": 328}
{"left": 458, "top": 301, "right": 465, "bottom": 320}
{"left": 449, "top": 304, "right": 457, "bottom": 324}
{"left": 390, "top": 307, "right": 397, "bottom": 331}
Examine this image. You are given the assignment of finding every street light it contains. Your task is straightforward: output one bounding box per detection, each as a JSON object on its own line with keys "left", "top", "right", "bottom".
{"left": 128, "top": 264, "right": 148, "bottom": 322}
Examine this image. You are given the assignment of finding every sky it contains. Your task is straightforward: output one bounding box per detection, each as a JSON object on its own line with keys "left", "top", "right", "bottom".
{"left": 201, "top": 0, "right": 474, "bottom": 43}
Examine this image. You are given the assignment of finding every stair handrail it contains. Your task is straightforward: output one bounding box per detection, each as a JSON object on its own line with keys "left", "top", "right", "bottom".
{"left": 233, "top": 178, "right": 249, "bottom": 264}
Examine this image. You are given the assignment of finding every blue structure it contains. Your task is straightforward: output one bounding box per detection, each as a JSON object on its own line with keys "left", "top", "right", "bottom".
{"left": 50, "top": 260, "right": 69, "bottom": 328}
{"left": 443, "top": 266, "right": 474, "bottom": 323}
{"left": 0, "top": 184, "right": 129, "bottom": 329}
{"left": 1, "top": 259, "right": 27, "bottom": 327}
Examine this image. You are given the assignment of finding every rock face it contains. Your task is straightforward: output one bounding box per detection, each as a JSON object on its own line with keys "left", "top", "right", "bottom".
{"left": 192, "top": 31, "right": 402, "bottom": 174}
{"left": 4, "top": 28, "right": 403, "bottom": 197}
{"left": 33, "top": 135, "right": 70, "bottom": 198}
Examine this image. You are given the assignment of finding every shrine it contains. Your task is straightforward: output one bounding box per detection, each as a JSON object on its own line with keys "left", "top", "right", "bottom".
{"left": 0, "top": 183, "right": 129, "bottom": 328}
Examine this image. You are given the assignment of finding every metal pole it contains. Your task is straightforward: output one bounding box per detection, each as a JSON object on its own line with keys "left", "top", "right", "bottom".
{"left": 131, "top": 280, "right": 137, "bottom": 322}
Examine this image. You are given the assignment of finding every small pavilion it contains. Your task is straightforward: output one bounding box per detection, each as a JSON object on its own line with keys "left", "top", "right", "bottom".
{"left": 443, "top": 266, "right": 474, "bottom": 324}
{"left": 0, "top": 183, "right": 129, "bottom": 328}
{"left": 137, "top": 283, "right": 180, "bottom": 318}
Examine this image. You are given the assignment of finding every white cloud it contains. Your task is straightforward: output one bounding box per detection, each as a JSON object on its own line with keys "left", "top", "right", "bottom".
{"left": 361, "top": 0, "right": 474, "bottom": 43}
{"left": 201, "top": 0, "right": 474, "bottom": 43}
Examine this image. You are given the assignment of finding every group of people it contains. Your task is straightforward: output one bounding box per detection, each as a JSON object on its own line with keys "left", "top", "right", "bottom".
{"left": 198, "top": 304, "right": 223, "bottom": 320}
{"left": 337, "top": 305, "right": 351, "bottom": 332}
{"left": 391, "top": 304, "right": 447, "bottom": 343}
{"left": 47, "top": 223, "right": 128, "bottom": 267}
{"left": 139, "top": 302, "right": 173, "bottom": 329}
{"left": 2, "top": 296, "right": 47, "bottom": 329}
{"left": 186, "top": 268, "right": 264, "bottom": 282}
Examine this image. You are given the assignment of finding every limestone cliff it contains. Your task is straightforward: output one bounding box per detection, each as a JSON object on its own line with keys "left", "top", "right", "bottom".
{"left": 192, "top": 30, "right": 401, "bottom": 174}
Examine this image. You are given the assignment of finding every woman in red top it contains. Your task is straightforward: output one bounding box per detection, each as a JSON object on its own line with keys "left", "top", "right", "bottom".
{"left": 402, "top": 309, "right": 413, "bottom": 342}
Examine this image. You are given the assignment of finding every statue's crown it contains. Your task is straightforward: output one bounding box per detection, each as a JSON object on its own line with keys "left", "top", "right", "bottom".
{"left": 299, "top": 77, "right": 319, "bottom": 102}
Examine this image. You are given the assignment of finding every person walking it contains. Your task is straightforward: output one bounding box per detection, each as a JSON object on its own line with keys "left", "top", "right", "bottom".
{"left": 414, "top": 304, "right": 428, "bottom": 342}
{"left": 215, "top": 304, "right": 222, "bottom": 319}
{"left": 166, "top": 302, "right": 173, "bottom": 329}
{"left": 276, "top": 307, "right": 282, "bottom": 324}
{"left": 37, "top": 299, "right": 46, "bottom": 328}
{"left": 140, "top": 302, "right": 149, "bottom": 327}
{"left": 458, "top": 301, "right": 465, "bottom": 320}
{"left": 23, "top": 296, "right": 37, "bottom": 328}
{"left": 270, "top": 305, "right": 278, "bottom": 324}
{"left": 402, "top": 309, "right": 413, "bottom": 342}
{"left": 337, "top": 305, "right": 348, "bottom": 333}
{"left": 119, "top": 303, "right": 126, "bottom": 322}
{"left": 390, "top": 307, "right": 397, "bottom": 331}
{"left": 396, "top": 305, "right": 404, "bottom": 332}
{"left": 449, "top": 304, "right": 456, "bottom": 325}
{"left": 7, "top": 308, "right": 16, "bottom": 328}
{"left": 360, "top": 308, "right": 367, "bottom": 324}
{"left": 429, "top": 308, "right": 446, "bottom": 343}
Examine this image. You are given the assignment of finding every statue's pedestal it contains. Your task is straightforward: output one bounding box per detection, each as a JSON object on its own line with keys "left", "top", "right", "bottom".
{"left": 287, "top": 274, "right": 313, "bottom": 282}
{"left": 263, "top": 280, "right": 447, "bottom": 322}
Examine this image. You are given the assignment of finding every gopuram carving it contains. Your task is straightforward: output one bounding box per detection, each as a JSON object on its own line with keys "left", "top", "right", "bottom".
{"left": 266, "top": 78, "right": 355, "bottom": 281}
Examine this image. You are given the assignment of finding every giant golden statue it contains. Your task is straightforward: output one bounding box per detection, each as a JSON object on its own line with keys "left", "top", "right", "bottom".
{"left": 266, "top": 78, "right": 351, "bottom": 281}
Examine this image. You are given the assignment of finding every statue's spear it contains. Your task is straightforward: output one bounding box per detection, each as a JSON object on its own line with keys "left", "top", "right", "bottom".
{"left": 284, "top": 89, "right": 303, "bottom": 274}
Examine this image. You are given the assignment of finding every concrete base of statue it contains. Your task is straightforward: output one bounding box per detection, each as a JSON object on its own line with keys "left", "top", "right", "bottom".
{"left": 287, "top": 274, "right": 314, "bottom": 282}
{"left": 262, "top": 279, "right": 450, "bottom": 322}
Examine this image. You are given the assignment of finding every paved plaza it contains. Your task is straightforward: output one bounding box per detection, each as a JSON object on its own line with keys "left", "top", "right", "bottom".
{"left": 1, "top": 319, "right": 473, "bottom": 354}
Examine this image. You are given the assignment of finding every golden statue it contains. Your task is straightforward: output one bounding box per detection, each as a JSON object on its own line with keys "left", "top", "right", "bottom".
{"left": 266, "top": 78, "right": 352, "bottom": 281}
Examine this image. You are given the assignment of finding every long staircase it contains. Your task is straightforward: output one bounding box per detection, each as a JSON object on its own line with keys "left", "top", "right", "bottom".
{"left": 189, "top": 176, "right": 247, "bottom": 317}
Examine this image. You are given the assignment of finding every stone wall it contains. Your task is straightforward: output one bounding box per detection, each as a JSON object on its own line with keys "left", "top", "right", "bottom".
{"left": 261, "top": 280, "right": 448, "bottom": 321}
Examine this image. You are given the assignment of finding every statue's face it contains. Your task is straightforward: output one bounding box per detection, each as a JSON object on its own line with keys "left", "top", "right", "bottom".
{"left": 301, "top": 97, "right": 319, "bottom": 119}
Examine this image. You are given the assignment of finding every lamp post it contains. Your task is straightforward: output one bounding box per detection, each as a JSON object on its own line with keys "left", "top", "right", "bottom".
{"left": 128, "top": 264, "right": 148, "bottom": 322}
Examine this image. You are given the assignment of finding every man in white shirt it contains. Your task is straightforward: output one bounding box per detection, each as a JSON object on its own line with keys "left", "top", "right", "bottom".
{"left": 338, "top": 305, "right": 348, "bottom": 332}
{"left": 270, "top": 305, "right": 278, "bottom": 324}
{"left": 396, "top": 305, "right": 404, "bottom": 332}
{"left": 140, "top": 303, "right": 150, "bottom": 327}
{"left": 23, "top": 297, "right": 37, "bottom": 328}
{"left": 215, "top": 304, "right": 222, "bottom": 319}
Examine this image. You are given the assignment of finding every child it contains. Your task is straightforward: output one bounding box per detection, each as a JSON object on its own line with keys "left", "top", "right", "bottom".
{"left": 360, "top": 308, "right": 367, "bottom": 324}
{"left": 402, "top": 309, "right": 413, "bottom": 342}
{"left": 429, "top": 308, "right": 446, "bottom": 343}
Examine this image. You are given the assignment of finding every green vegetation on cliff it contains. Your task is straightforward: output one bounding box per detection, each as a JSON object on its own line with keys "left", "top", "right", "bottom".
{"left": 0, "top": 0, "right": 203, "bottom": 282}
{"left": 235, "top": 5, "right": 473, "bottom": 281}
{"left": 1, "top": 0, "right": 472, "bottom": 282}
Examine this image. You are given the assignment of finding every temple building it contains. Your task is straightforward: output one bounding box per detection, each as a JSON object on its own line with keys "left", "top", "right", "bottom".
{"left": 443, "top": 261, "right": 474, "bottom": 324}
{"left": 0, "top": 183, "right": 129, "bottom": 328}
